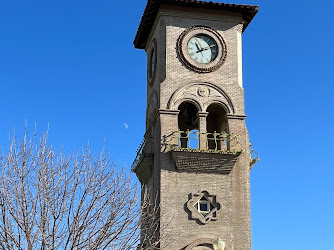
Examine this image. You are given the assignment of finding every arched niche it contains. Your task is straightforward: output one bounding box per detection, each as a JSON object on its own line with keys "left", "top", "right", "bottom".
{"left": 178, "top": 101, "right": 200, "bottom": 149}
{"left": 206, "top": 103, "right": 229, "bottom": 151}
{"left": 206, "top": 103, "right": 228, "bottom": 133}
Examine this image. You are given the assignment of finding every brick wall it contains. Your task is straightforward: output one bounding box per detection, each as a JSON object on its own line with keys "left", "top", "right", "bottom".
{"left": 140, "top": 6, "right": 252, "bottom": 250}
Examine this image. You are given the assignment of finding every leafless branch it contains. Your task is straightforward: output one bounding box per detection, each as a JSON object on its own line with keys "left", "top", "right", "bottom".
{"left": 0, "top": 130, "right": 165, "bottom": 249}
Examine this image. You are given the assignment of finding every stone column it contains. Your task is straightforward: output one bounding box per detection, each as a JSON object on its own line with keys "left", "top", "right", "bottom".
{"left": 198, "top": 112, "right": 209, "bottom": 150}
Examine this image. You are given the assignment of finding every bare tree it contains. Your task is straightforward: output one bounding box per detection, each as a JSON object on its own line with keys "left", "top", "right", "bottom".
{"left": 0, "top": 130, "right": 161, "bottom": 250}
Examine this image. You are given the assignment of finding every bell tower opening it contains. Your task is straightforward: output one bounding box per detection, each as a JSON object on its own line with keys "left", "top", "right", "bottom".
{"left": 178, "top": 102, "right": 199, "bottom": 149}
{"left": 206, "top": 104, "right": 228, "bottom": 151}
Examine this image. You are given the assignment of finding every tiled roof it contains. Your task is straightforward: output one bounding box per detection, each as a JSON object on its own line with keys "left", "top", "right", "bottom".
{"left": 134, "top": 0, "right": 259, "bottom": 49}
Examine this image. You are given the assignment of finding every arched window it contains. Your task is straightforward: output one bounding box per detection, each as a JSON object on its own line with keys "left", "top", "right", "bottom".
{"left": 178, "top": 102, "right": 199, "bottom": 149}
{"left": 206, "top": 104, "right": 228, "bottom": 150}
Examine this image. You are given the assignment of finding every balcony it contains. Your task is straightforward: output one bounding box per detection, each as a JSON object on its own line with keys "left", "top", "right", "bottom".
{"left": 131, "top": 137, "right": 154, "bottom": 184}
{"left": 172, "top": 130, "right": 242, "bottom": 153}
{"left": 132, "top": 131, "right": 259, "bottom": 183}
{"left": 170, "top": 130, "right": 242, "bottom": 174}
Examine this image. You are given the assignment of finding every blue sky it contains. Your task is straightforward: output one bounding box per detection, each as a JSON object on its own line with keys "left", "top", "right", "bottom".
{"left": 0, "top": 0, "right": 333, "bottom": 249}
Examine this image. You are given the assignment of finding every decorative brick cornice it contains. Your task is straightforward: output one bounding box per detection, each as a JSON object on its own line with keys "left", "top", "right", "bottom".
{"left": 133, "top": 154, "right": 154, "bottom": 184}
{"left": 158, "top": 109, "right": 180, "bottom": 115}
{"left": 171, "top": 149, "right": 241, "bottom": 174}
{"left": 226, "top": 114, "right": 247, "bottom": 120}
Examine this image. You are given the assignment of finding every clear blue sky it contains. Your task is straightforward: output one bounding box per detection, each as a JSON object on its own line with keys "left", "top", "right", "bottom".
{"left": 0, "top": 1, "right": 333, "bottom": 249}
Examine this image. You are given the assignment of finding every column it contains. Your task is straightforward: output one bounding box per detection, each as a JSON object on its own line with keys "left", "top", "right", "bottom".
{"left": 198, "top": 112, "right": 209, "bottom": 150}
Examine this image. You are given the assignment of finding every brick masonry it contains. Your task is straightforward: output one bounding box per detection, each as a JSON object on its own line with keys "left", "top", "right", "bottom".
{"left": 139, "top": 5, "right": 253, "bottom": 250}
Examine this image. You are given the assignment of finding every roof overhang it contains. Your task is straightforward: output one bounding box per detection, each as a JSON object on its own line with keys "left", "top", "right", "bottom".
{"left": 134, "top": 0, "right": 259, "bottom": 49}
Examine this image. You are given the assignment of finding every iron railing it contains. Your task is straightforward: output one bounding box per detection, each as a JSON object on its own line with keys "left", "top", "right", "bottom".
{"left": 249, "top": 143, "right": 260, "bottom": 165}
{"left": 131, "top": 138, "right": 146, "bottom": 172}
{"left": 131, "top": 131, "right": 259, "bottom": 172}
{"left": 175, "top": 129, "right": 242, "bottom": 153}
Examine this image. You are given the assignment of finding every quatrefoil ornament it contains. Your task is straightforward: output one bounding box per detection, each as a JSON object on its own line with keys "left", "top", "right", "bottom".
{"left": 186, "top": 191, "right": 221, "bottom": 224}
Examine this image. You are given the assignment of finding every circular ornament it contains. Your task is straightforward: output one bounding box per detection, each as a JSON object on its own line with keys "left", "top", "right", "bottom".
{"left": 197, "top": 87, "right": 209, "bottom": 97}
{"left": 177, "top": 26, "right": 227, "bottom": 73}
{"left": 148, "top": 38, "right": 157, "bottom": 87}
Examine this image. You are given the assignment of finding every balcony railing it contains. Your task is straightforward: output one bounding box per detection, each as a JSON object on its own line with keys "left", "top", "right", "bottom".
{"left": 131, "top": 131, "right": 259, "bottom": 173}
{"left": 173, "top": 130, "right": 242, "bottom": 154}
{"left": 249, "top": 143, "right": 260, "bottom": 166}
{"left": 131, "top": 138, "right": 146, "bottom": 172}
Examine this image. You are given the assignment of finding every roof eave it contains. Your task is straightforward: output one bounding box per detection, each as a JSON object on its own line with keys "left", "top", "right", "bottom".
{"left": 133, "top": 0, "right": 258, "bottom": 49}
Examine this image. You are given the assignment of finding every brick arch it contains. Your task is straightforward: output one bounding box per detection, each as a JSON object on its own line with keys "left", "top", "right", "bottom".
{"left": 177, "top": 98, "right": 202, "bottom": 112}
{"left": 185, "top": 238, "right": 215, "bottom": 250}
{"left": 204, "top": 100, "right": 230, "bottom": 114}
{"left": 167, "top": 82, "right": 235, "bottom": 114}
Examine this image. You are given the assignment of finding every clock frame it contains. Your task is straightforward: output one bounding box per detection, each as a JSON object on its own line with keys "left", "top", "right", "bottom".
{"left": 177, "top": 26, "right": 227, "bottom": 73}
{"left": 148, "top": 38, "right": 157, "bottom": 87}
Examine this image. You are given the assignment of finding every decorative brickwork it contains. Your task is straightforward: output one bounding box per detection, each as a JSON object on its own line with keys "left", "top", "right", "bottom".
{"left": 186, "top": 191, "right": 221, "bottom": 224}
{"left": 167, "top": 82, "right": 235, "bottom": 113}
{"left": 133, "top": 154, "right": 154, "bottom": 184}
{"left": 171, "top": 150, "right": 240, "bottom": 174}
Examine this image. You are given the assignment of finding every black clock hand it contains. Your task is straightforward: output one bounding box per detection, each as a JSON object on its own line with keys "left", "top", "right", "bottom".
{"left": 194, "top": 38, "right": 204, "bottom": 50}
{"left": 195, "top": 43, "right": 204, "bottom": 57}
{"left": 195, "top": 43, "right": 201, "bottom": 52}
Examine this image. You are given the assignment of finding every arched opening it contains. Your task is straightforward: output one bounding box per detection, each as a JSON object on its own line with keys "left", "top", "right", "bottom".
{"left": 206, "top": 104, "right": 228, "bottom": 150}
{"left": 192, "top": 244, "right": 213, "bottom": 249}
{"left": 178, "top": 102, "right": 199, "bottom": 149}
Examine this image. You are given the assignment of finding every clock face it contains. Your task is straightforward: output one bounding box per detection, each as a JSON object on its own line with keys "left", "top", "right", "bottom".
{"left": 177, "top": 26, "right": 227, "bottom": 73}
{"left": 148, "top": 38, "right": 157, "bottom": 87}
{"left": 187, "top": 34, "right": 218, "bottom": 64}
{"left": 149, "top": 48, "right": 156, "bottom": 79}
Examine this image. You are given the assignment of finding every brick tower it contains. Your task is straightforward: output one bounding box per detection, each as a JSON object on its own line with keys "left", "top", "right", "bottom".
{"left": 132, "top": 1, "right": 258, "bottom": 249}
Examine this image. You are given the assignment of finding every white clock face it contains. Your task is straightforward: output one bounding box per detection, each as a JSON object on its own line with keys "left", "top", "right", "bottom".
{"left": 187, "top": 34, "right": 218, "bottom": 64}
{"left": 177, "top": 26, "right": 227, "bottom": 73}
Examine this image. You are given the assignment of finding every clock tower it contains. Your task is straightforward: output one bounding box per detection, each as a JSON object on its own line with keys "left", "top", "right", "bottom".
{"left": 132, "top": 1, "right": 259, "bottom": 249}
